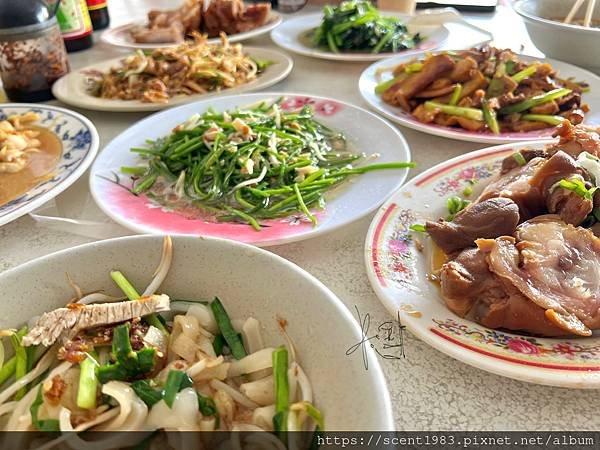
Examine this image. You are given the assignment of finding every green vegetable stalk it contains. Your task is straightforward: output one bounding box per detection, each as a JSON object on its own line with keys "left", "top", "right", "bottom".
{"left": 424, "top": 102, "right": 484, "bottom": 122}
{"left": 272, "top": 346, "right": 289, "bottom": 441}
{"left": 77, "top": 352, "right": 98, "bottom": 410}
{"left": 210, "top": 298, "right": 247, "bottom": 360}
{"left": 481, "top": 99, "right": 500, "bottom": 135}
{"left": 521, "top": 114, "right": 565, "bottom": 126}
{"left": 498, "top": 88, "right": 572, "bottom": 115}
{"left": 110, "top": 271, "right": 167, "bottom": 334}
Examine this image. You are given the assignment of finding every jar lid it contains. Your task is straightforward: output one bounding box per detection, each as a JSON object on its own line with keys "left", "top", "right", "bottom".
{"left": 0, "top": 0, "right": 54, "bottom": 29}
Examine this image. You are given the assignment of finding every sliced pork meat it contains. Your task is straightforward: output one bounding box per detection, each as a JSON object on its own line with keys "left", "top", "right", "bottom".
{"left": 426, "top": 198, "right": 520, "bottom": 254}
{"left": 477, "top": 157, "right": 546, "bottom": 219}
{"left": 23, "top": 295, "right": 170, "bottom": 347}
{"left": 550, "top": 121, "right": 600, "bottom": 158}
{"left": 204, "top": 0, "right": 270, "bottom": 36}
{"left": 479, "top": 150, "right": 592, "bottom": 225}
{"left": 500, "top": 148, "right": 547, "bottom": 174}
{"left": 477, "top": 216, "right": 600, "bottom": 336}
{"left": 440, "top": 248, "right": 568, "bottom": 336}
{"left": 529, "top": 150, "right": 593, "bottom": 225}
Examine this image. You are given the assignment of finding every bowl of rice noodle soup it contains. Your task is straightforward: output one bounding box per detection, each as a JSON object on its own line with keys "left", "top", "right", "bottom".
{"left": 0, "top": 235, "right": 393, "bottom": 449}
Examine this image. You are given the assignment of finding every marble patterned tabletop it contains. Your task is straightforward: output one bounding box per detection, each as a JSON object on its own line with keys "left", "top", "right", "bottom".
{"left": 0, "top": 1, "right": 595, "bottom": 430}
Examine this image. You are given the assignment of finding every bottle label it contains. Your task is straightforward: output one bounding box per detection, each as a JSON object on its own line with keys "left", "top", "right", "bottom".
{"left": 57, "top": 0, "right": 93, "bottom": 39}
{"left": 86, "top": 0, "right": 107, "bottom": 11}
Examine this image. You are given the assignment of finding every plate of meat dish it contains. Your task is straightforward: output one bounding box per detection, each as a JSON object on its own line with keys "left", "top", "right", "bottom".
{"left": 0, "top": 104, "right": 99, "bottom": 227}
{"left": 359, "top": 45, "right": 600, "bottom": 143}
{"left": 270, "top": 0, "right": 448, "bottom": 62}
{"left": 102, "top": 0, "right": 281, "bottom": 50}
{"left": 52, "top": 35, "right": 292, "bottom": 112}
{"left": 89, "top": 93, "right": 413, "bottom": 246}
{"left": 366, "top": 121, "right": 600, "bottom": 387}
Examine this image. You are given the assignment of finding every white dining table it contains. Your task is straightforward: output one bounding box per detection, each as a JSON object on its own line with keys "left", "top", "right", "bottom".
{"left": 0, "top": 0, "right": 594, "bottom": 430}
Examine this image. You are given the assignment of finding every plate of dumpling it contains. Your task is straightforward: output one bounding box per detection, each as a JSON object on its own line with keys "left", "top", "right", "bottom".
{"left": 366, "top": 121, "right": 600, "bottom": 387}
{"left": 101, "top": 0, "right": 282, "bottom": 50}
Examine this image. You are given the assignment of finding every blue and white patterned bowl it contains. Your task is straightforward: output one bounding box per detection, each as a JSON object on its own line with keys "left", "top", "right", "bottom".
{"left": 0, "top": 104, "right": 99, "bottom": 226}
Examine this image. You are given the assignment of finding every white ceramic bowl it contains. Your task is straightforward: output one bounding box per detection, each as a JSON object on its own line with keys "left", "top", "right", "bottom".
{"left": 514, "top": 0, "right": 600, "bottom": 74}
{"left": 0, "top": 235, "right": 394, "bottom": 430}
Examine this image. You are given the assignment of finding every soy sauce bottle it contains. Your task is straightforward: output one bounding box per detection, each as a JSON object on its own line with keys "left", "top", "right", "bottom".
{"left": 56, "top": 0, "right": 93, "bottom": 52}
{"left": 86, "top": 0, "right": 110, "bottom": 30}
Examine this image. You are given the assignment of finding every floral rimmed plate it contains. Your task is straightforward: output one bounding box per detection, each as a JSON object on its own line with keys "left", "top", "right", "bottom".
{"left": 0, "top": 104, "right": 99, "bottom": 227}
{"left": 365, "top": 141, "right": 600, "bottom": 388}
{"left": 359, "top": 53, "right": 600, "bottom": 144}
{"left": 270, "top": 12, "right": 448, "bottom": 62}
{"left": 51, "top": 48, "right": 293, "bottom": 112}
{"left": 90, "top": 92, "right": 412, "bottom": 246}
{"left": 101, "top": 12, "right": 283, "bottom": 51}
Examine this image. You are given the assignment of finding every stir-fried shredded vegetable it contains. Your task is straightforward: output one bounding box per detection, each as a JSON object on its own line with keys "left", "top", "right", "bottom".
{"left": 123, "top": 98, "right": 414, "bottom": 230}
{"left": 89, "top": 33, "right": 266, "bottom": 103}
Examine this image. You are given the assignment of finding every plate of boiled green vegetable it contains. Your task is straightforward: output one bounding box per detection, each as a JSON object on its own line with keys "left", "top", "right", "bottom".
{"left": 89, "top": 92, "right": 413, "bottom": 246}
{"left": 270, "top": 1, "right": 448, "bottom": 62}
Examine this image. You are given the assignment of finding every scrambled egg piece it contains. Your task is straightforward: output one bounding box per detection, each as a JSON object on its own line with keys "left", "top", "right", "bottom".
{"left": 0, "top": 112, "right": 41, "bottom": 173}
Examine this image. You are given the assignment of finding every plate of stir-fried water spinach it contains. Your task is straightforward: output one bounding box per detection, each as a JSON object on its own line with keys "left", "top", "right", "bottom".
{"left": 90, "top": 93, "right": 413, "bottom": 245}
{"left": 270, "top": 1, "right": 448, "bottom": 62}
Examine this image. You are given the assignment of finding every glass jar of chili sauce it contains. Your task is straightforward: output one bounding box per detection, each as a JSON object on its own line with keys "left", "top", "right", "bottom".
{"left": 0, "top": 0, "right": 70, "bottom": 102}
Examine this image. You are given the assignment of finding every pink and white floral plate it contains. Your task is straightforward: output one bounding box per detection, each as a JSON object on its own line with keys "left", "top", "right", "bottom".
{"left": 365, "top": 141, "right": 600, "bottom": 388}
{"left": 90, "top": 93, "right": 411, "bottom": 246}
{"left": 359, "top": 53, "right": 600, "bottom": 144}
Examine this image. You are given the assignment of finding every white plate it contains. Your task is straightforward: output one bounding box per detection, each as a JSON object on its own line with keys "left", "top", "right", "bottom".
{"left": 270, "top": 11, "right": 448, "bottom": 62}
{"left": 0, "top": 104, "right": 99, "bottom": 227}
{"left": 359, "top": 52, "right": 600, "bottom": 143}
{"left": 366, "top": 141, "right": 600, "bottom": 388}
{"left": 52, "top": 47, "right": 293, "bottom": 112}
{"left": 0, "top": 234, "right": 394, "bottom": 430}
{"left": 101, "top": 11, "right": 283, "bottom": 50}
{"left": 90, "top": 92, "right": 412, "bottom": 246}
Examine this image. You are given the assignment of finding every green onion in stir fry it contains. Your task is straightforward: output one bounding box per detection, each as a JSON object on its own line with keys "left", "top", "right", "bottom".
{"left": 123, "top": 98, "right": 414, "bottom": 230}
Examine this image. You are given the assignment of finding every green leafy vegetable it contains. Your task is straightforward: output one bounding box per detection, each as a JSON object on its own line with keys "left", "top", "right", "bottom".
{"left": 124, "top": 100, "right": 413, "bottom": 231}
{"left": 312, "top": 0, "right": 422, "bottom": 54}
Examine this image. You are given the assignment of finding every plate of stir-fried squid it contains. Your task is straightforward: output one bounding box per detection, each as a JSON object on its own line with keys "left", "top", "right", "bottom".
{"left": 0, "top": 235, "right": 393, "bottom": 438}
{"left": 366, "top": 121, "right": 600, "bottom": 387}
{"left": 359, "top": 46, "right": 600, "bottom": 143}
{"left": 101, "top": 0, "right": 282, "bottom": 50}
{"left": 52, "top": 35, "right": 293, "bottom": 112}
